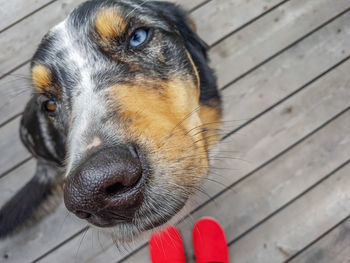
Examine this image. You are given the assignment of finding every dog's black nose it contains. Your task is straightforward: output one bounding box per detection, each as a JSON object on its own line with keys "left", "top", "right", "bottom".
{"left": 64, "top": 146, "right": 145, "bottom": 227}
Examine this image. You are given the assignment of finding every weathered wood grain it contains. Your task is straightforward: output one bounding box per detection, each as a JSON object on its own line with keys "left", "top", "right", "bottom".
{"left": 0, "top": 0, "right": 52, "bottom": 32}
{"left": 210, "top": 0, "right": 350, "bottom": 87}
{"left": 229, "top": 162, "right": 350, "bottom": 263}
{"left": 0, "top": 0, "right": 85, "bottom": 78}
{"left": 1, "top": 8, "right": 349, "bottom": 263}
{"left": 0, "top": 64, "right": 31, "bottom": 126}
{"left": 0, "top": 0, "right": 205, "bottom": 35}
{"left": 0, "top": 117, "right": 30, "bottom": 176}
{"left": 39, "top": 38, "right": 350, "bottom": 263}
{"left": 192, "top": 0, "right": 283, "bottom": 45}
{"left": 288, "top": 217, "right": 350, "bottom": 263}
{"left": 219, "top": 12, "right": 350, "bottom": 125}
{"left": 0, "top": 159, "right": 35, "bottom": 207}
{"left": 171, "top": 0, "right": 207, "bottom": 11}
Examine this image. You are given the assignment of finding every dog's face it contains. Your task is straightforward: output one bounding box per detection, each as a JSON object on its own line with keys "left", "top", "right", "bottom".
{"left": 20, "top": 0, "right": 221, "bottom": 240}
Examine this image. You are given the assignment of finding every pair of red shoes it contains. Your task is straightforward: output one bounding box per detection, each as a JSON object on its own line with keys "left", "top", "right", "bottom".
{"left": 149, "top": 218, "right": 229, "bottom": 263}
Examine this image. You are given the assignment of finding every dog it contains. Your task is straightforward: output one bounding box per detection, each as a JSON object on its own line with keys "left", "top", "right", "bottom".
{"left": 0, "top": 0, "right": 221, "bottom": 242}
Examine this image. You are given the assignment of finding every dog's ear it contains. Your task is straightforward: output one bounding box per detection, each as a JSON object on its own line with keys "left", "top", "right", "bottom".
{"left": 0, "top": 96, "right": 66, "bottom": 239}
{"left": 20, "top": 95, "right": 66, "bottom": 165}
{"left": 148, "top": 1, "right": 220, "bottom": 103}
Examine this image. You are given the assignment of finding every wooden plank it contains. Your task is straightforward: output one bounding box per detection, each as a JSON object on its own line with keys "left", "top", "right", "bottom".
{"left": 0, "top": 116, "right": 30, "bottom": 176}
{"left": 112, "top": 59, "right": 350, "bottom": 263}
{"left": 0, "top": 0, "right": 204, "bottom": 34}
{"left": 1, "top": 9, "right": 349, "bottom": 263}
{"left": 0, "top": 0, "right": 203, "bottom": 78}
{"left": 39, "top": 37, "right": 350, "bottom": 263}
{"left": 228, "top": 162, "right": 350, "bottom": 263}
{"left": 174, "top": 0, "right": 207, "bottom": 11}
{"left": 0, "top": 0, "right": 85, "bottom": 78}
{"left": 0, "top": 159, "right": 35, "bottom": 207}
{"left": 0, "top": 0, "right": 52, "bottom": 32}
{"left": 0, "top": 64, "right": 31, "bottom": 125}
{"left": 219, "top": 11, "right": 350, "bottom": 124}
{"left": 288, "top": 217, "right": 350, "bottom": 263}
{"left": 192, "top": 0, "right": 283, "bottom": 45}
{"left": 210, "top": 0, "right": 350, "bottom": 87}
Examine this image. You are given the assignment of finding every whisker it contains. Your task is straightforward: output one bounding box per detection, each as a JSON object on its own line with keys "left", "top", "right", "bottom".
{"left": 75, "top": 227, "right": 89, "bottom": 263}
{"left": 166, "top": 105, "right": 201, "bottom": 140}
{"left": 125, "top": 0, "right": 151, "bottom": 20}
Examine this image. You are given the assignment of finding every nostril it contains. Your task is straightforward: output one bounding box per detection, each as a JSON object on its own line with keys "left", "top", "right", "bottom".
{"left": 105, "top": 182, "right": 126, "bottom": 195}
{"left": 75, "top": 210, "right": 92, "bottom": 219}
{"left": 64, "top": 145, "right": 145, "bottom": 221}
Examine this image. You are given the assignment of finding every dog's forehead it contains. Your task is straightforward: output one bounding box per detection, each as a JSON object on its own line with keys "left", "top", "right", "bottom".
{"left": 67, "top": 0, "right": 152, "bottom": 33}
{"left": 53, "top": 0, "right": 170, "bottom": 44}
{"left": 31, "top": 0, "right": 175, "bottom": 92}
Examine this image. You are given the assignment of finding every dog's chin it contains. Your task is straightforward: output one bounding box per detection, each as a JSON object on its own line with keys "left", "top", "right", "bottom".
{"left": 93, "top": 194, "right": 191, "bottom": 243}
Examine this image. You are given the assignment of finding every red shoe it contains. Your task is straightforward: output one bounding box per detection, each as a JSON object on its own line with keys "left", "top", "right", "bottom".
{"left": 192, "top": 217, "right": 229, "bottom": 263}
{"left": 149, "top": 226, "right": 186, "bottom": 263}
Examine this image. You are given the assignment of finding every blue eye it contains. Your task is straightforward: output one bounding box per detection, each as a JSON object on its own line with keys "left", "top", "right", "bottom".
{"left": 129, "top": 29, "right": 148, "bottom": 48}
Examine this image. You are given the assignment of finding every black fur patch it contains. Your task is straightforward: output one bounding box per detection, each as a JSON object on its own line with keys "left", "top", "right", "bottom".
{"left": 147, "top": 1, "right": 220, "bottom": 104}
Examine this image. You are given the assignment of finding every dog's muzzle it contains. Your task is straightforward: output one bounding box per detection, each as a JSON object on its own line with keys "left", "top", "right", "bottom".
{"left": 63, "top": 146, "right": 146, "bottom": 227}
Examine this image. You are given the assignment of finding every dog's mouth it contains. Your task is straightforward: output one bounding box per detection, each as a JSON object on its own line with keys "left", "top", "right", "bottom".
{"left": 83, "top": 189, "right": 187, "bottom": 236}
{"left": 63, "top": 143, "right": 199, "bottom": 238}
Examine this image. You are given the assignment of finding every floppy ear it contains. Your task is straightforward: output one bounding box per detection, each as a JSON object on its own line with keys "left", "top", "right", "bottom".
{"left": 20, "top": 95, "right": 66, "bottom": 165}
{"left": 0, "top": 96, "right": 66, "bottom": 239}
{"left": 148, "top": 1, "right": 220, "bottom": 104}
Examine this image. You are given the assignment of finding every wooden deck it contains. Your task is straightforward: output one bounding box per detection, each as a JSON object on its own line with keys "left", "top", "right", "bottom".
{"left": 0, "top": 0, "right": 349, "bottom": 262}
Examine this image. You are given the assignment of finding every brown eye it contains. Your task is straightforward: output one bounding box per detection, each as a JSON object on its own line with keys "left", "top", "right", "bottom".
{"left": 43, "top": 99, "right": 57, "bottom": 112}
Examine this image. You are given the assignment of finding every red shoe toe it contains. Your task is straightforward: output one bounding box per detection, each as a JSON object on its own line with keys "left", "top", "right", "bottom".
{"left": 193, "top": 217, "right": 229, "bottom": 263}
{"left": 150, "top": 226, "right": 186, "bottom": 263}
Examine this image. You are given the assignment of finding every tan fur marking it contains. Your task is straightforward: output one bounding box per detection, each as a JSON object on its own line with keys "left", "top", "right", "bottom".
{"left": 186, "top": 51, "right": 200, "bottom": 90}
{"left": 110, "top": 78, "right": 207, "bottom": 168}
{"left": 188, "top": 16, "right": 197, "bottom": 32}
{"left": 95, "top": 8, "right": 127, "bottom": 39}
{"left": 32, "top": 65, "right": 52, "bottom": 92}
